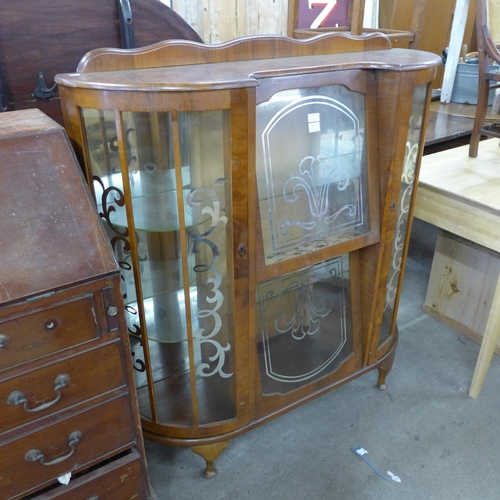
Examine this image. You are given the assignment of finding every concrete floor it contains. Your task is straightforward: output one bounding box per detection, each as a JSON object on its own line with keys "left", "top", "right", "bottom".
{"left": 145, "top": 219, "right": 500, "bottom": 499}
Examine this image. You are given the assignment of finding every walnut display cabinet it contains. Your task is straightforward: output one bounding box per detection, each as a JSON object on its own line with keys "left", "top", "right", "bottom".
{"left": 55, "top": 33, "right": 440, "bottom": 477}
{"left": 0, "top": 109, "right": 155, "bottom": 499}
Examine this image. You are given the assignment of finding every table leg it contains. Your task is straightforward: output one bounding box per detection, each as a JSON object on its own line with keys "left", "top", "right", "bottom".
{"left": 469, "top": 274, "right": 500, "bottom": 398}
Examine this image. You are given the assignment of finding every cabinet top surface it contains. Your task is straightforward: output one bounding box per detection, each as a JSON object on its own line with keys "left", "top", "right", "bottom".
{"left": 55, "top": 48, "right": 441, "bottom": 93}
{"left": 0, "top": 110, "right": 118, "bottom": 305}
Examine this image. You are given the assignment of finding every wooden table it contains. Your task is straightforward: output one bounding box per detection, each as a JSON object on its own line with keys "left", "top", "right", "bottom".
{"left": 423, "top": 100, "right": 500, "bottom": 151}
{"left": 414, "top": 138, "right": 500, "bottom": 397}
{"left": 425, "top": 107, "right": 474, "bottom": 146}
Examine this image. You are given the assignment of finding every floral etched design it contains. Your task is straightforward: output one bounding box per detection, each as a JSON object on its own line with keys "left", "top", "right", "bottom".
{"left": 274, "top": 282, "right": 333, "bottom": 339}
{"left": 258, "top": 92, "right": 366, "bottom": 262}
{"left": 258, "top": 257, "right": 349, "bottom": 385}
{"left": 187, "top": 182, "right": 233, "bottom": 379}
{"left": 280, "top": 154, "right": 357, "bottom": 235}
{"left": 384, "top": 101, "right": 424, "bottom": 314}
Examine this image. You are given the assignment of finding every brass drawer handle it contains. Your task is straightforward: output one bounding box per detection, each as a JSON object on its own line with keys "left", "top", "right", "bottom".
{"left": 7, "top": 374, "right": 70, "bottom": 412}
{"left": 0, "top": 334, "right": 9, "bottom": 348}
{"left": 25, "top": 431, "right": 82, "bottom": 466}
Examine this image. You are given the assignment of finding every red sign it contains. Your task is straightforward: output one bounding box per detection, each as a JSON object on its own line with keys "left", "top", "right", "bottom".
{"left": 297, "top": 0, "right": 349, "bottom": 29}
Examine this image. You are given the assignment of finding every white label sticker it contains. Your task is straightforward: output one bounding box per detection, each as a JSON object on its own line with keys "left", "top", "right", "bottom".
{"left": 308, "top": 121, "right": 321, "bottom": 133}
{"left": 308, "top": 113, "right": 321, "bottom": 133}
{"left": 308, "top": 113, "right": 320, "bottom": 123}
{"left": 58, "top": 472, "right": 71, "bottom": 485}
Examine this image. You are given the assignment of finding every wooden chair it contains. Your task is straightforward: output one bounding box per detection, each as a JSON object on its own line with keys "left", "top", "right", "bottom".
{"left": 469, "top": 0, "right": 500, "bottom": 157}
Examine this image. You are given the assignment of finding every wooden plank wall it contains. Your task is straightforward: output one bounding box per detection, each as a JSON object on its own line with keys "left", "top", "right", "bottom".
{"left": 169, "top": 0, "right": 289, "bottom": 43}
{"left": 379, "top": 0, "right": 477, "bottom": 88}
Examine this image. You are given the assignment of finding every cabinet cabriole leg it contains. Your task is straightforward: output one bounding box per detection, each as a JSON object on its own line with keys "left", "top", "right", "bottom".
{"left": 376, "top": 347, "right": 396, "bottom": 390}
{"left": 191, "top": 441, "right": 229, "bottom": 478}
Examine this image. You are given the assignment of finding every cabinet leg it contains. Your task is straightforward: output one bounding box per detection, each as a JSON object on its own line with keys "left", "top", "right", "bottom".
{"left": 376, "top": 348, "right": 396, "bottom": 390}
{"left": 191, "top": 441, "right": 229, "bottom": 478}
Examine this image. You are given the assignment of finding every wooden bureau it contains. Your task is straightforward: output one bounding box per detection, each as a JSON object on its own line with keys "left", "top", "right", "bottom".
{"left": 0, "top": 109, "right": 155, "bottom": 499}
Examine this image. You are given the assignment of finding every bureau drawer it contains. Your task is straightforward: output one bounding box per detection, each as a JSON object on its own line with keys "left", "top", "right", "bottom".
{"left": 0, "top": 294, "right": 99, "bottom": 371}
{"left": 27, "top": 450, "right": 148, "bottom": 499}
{"left": 0, "top": 394, "right": 136, "bottom": 500}
{"left": 0, "top": 341, "right": 126, "bottom": 435}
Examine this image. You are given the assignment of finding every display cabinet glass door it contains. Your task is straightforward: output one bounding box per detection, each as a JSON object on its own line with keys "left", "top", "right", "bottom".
{"left": 256, "top": 254, "right": 353, "bottom": 394}
{"left": 256, "top": 84, "right": 370, "bottom": 264}
{"left": 255, "top": 83, "right": 370, "bottom": 391}
{"left": 82, "top": 108, "right": 236, "bottom": 427}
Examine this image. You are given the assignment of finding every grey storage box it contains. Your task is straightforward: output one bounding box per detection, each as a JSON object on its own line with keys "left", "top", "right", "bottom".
{"left": 451, "top": 61, "right": 498, "bottom": 105}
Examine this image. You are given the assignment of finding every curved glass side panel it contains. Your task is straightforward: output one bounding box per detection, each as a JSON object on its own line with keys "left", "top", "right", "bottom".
{"left": 82, "top": 108, "right": 236, "bottom": 427}
{"left": 179, "top": 110, "right": 236, "bottom": 425}
{"left": 256, "top": 254, "right": 352, "bottom": 395}
{"left": 256, "top": 85, "right": 368, "bottom": 265}
{"left": 379, "top": 84, "right": 429, "bottom": 346}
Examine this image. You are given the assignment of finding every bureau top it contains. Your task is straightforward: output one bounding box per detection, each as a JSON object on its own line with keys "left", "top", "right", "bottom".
{"left": 0, "top": 109, "right": 118, "bottom": 305}
{"left": 0, "top": 109, "right": 61, "bottom": 139}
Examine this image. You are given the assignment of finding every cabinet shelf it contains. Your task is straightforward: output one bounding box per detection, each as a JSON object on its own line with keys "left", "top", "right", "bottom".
{"left": 94, "top": 167, "right": 203, "bottom": 232}
{"left": 125, "top": 288, "right": 192, "bottom": 344}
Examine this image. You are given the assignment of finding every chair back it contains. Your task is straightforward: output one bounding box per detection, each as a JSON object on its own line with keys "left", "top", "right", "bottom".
{"left": 469, "top": 0, "right": 500, "bottom": 157}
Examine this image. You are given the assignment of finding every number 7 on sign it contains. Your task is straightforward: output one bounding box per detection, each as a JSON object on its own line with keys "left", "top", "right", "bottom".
{"left": 308, "top": 0, "right": 338, "bottom": 29}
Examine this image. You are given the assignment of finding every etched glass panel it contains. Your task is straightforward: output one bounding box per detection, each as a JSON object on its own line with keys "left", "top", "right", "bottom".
{"left": 256, "top": 85, "right": 368, "bottom": 264}
{"left": 256, "top": 255, "right": 352, "bottom": 395}
{"left": 82, "top": 108, "right": 235, "bottom": 426}
{"left": 179, "top": 110, "right": 235, "bottom": 425}
{"left": 379, "top": 84, "right": 429, "bottom": 345}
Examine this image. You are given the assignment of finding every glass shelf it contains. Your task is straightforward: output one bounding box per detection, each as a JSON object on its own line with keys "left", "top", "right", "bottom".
{"left": 121, "top": 257, "right": 185, "bottom": 300}
{"left": 125, "top": 278, "right": 228, "bottom": 344}
{"left": 122, "top": 255, "right": 230, "bottom": 345}
{"left": 122, "top": 256, "right": 193, "bottom": 343}
{"left": 125, "top": 288, "right": 194, "bottom": 343}
{"left": 94, "top": 168, "right": 201, "bottom": 232}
